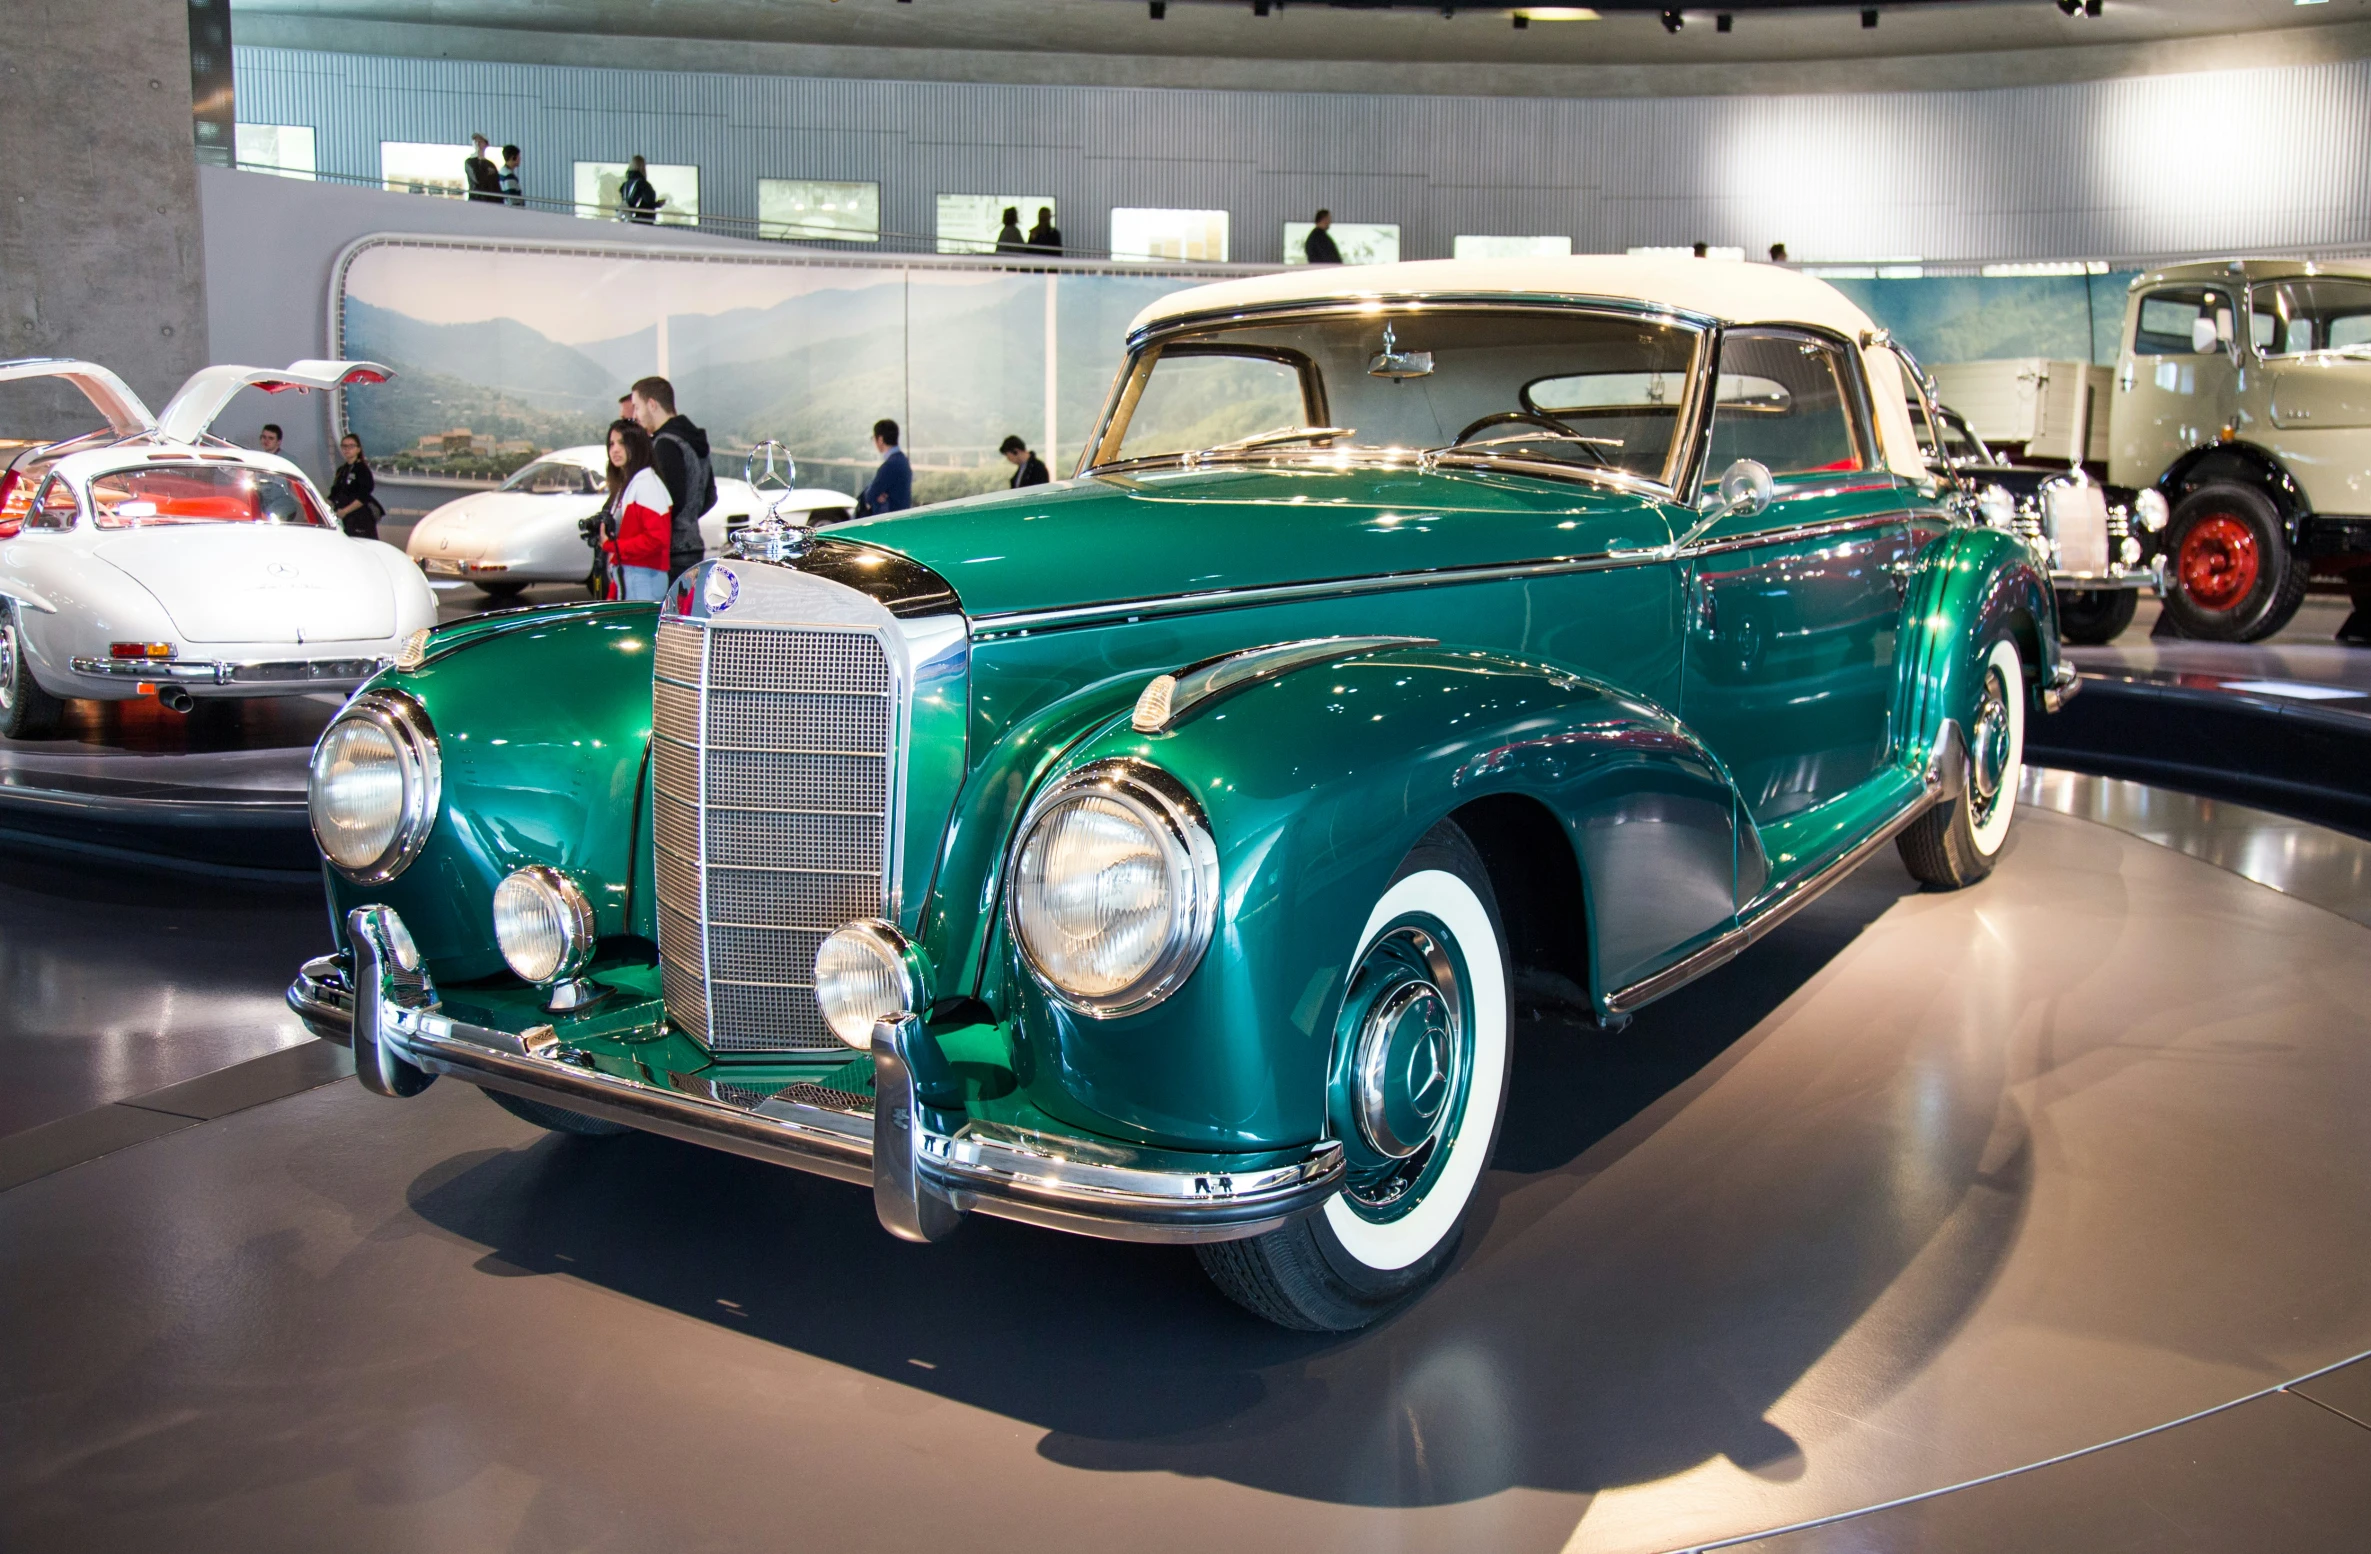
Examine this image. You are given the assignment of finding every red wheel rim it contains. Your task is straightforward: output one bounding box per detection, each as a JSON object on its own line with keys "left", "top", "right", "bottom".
{"left": 2176, "top": 514, "right": 2260, "bottom": 612}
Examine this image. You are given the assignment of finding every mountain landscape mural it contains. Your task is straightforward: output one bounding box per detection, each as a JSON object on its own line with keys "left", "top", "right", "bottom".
{"left": 338, "top": 241, "right": 1201, "bottom": 495}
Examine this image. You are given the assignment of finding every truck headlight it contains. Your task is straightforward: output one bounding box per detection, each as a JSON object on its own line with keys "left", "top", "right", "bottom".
{"left": 309, "top": 691, "right": 440, "bottom": 882}
{"left": 1008, "top": 760, "right": 1218, "bottom": 1019}
{"left": 493, "top": 865, "right": 595, "bottom": 985}
{"left": 814, "top": 919, "right": 931, "bottom": 1048}
{"left": 2134, "top": 488, "right": 2169, "bottom": 533}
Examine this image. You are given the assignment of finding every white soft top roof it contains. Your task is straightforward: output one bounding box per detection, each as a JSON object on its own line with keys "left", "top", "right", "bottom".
{"left": 1129, "top": 256, "right": 1882, "bottom": 340}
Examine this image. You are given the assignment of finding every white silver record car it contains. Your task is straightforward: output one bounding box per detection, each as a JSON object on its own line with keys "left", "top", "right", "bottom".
{"left": 405, "top": 443, "right": 856, "bottom": 600}
{"left": 0, "top": 357, "right": 436, "bottom": 738}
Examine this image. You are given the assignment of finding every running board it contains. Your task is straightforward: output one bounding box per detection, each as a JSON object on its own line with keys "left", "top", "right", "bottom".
{"left": 1606, "top": 771, "right": 1946, "bottom": 1018}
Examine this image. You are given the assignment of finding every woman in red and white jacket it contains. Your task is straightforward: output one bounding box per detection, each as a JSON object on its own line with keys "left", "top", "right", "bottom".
{"left": 601, "top": 419, "right": 672, "bottom": 601}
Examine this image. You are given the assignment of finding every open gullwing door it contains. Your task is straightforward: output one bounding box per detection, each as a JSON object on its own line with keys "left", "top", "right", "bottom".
{"left": 0, "top": 358, "right": 157, "bottom": 437}
{"left": 153, "top": 359, "right": 395, "bottom": 446}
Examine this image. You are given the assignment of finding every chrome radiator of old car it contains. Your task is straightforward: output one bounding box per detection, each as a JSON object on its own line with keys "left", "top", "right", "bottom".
{"left": 651, "top": 617, "right": 895, "bottom": 1052}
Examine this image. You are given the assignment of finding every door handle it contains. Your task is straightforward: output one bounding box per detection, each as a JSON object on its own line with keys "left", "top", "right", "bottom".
{"left": 2118, "top": 361, "right": 2136, "bottom": 392}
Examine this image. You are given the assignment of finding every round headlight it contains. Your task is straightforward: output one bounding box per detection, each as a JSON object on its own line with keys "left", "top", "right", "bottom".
{"left": 493, "top": 866, "right": 595, "bottom": 985}
{"left": 309, "top": 692, "right": 439, "bottom": 882}
{"left": 814, "top": 920, "right": 930, "bottom": 1049}
{"left": 1008, "top": 760, "right": 1218, "bottom": 1019}
{"left": 2134, "top": 487, "right": 2169, "bottom": 533}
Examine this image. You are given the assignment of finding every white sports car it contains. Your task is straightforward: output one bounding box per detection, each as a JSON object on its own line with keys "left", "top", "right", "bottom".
{"left": 0, "top": 357, "right": 435, "bottom": 738}
{"left": 405, "top": 444, "right": 856, "bottom": 600}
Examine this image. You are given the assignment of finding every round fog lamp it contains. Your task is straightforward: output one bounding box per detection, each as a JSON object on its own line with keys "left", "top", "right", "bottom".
{"left": 2134, "top": 488, "right": 2169, "bottom": 533}
{"left": 493, "top": 866, "right": 595, "bottom": 986}
{"left": 814, "top": 920, "right": 929, "bottom": 1049}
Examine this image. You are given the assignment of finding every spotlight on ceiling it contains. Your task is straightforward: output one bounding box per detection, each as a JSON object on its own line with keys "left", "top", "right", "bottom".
{"left": 1661, "top": 8, "right": 1683, "bottom": 30}
{"left": 1861, "top": 7, "right": 1877, "bottom": 24}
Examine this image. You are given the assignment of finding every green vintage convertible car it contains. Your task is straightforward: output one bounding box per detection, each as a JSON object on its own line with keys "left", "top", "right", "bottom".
{"left": 291, "top": 258, "right": 2072, "bottom": 1330}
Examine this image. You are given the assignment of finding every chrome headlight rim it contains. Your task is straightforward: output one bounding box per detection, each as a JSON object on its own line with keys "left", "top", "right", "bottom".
{"left": 813, "top": 918, "right": 933, "bottom": 1049}
{"left": 309, "top": 689, "right": 441, "bottom": 885}
{"left": 1006, "top": 757, "right": 1220, "bottom": 1021}
{"left": 493, "top": 864, "right": 597, "bottom": 986}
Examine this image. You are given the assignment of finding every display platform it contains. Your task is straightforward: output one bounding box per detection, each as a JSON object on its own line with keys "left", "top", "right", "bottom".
{"left": 2036, "top": 597, "right": 2371, "bottom": 840}
{"left": 3, "top": 780, "right": 2367, "bottom": 1552}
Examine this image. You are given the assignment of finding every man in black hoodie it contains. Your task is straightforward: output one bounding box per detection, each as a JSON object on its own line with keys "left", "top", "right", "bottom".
{"left": 628, "top": 375, "right": 715, "bottom": 583}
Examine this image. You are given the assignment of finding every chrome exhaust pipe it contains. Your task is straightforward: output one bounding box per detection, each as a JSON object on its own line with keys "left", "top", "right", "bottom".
{"left": 157, "top": 684, "right": 196, "bottom": 713}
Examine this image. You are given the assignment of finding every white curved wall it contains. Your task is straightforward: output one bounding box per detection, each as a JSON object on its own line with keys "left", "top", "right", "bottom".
{"left": 236, "top": 43, "right": 2371, "bottom": 267}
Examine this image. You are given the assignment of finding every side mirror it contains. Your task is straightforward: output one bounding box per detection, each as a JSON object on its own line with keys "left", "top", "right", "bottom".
{"left": 2190, "top": 315, "right": 2219, "bottom": 354}
{"left": 1712, "top": 457, "right": 1774, "bottom": 519}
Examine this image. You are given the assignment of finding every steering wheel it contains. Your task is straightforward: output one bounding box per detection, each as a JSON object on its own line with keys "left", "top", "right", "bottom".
{"left": 1450, "top": 410, "right": 1613, "bottom": 465}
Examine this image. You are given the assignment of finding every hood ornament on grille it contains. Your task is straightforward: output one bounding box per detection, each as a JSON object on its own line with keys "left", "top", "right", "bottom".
{"left": 725, "top": 501, "right": 816, "bottom": 566}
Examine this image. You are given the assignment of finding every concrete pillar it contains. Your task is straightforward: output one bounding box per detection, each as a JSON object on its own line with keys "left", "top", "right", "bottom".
{"left": 0, "top": 0, "right": 209, "bottom": 440}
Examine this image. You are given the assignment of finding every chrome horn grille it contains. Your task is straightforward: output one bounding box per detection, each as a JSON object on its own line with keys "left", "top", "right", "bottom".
{"left": 651, "top": 618, "right": 895, "bottom": 1052}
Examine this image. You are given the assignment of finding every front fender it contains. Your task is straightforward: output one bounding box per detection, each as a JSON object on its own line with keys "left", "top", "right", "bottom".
{"left": 325, "top": 602, "right": 660, "bottom": 978}
{"left": 985, "top": 645, "right": 1741, "bottom": 1153}
{"left": 1898, "top": 524, "right": 2058, "bottom": 759}
{"left": 2158, "top": 441, "right": 2311, "bottom": 543}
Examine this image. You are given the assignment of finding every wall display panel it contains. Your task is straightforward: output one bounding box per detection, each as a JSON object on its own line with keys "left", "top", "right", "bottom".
{"left": 937, "top": 195, "right": 1057, "bottom": 255}
{"left": 1454, "top": 235, "right": 1573, "bottom": 259}
{"left": 1111, "top": 209, "right": 1230, "bottom": 264}
{"left": 235, "top": 123, "right": 314, "bottom": 180}
{"left": 379, "top": 142, "right": 473, "bottom": 199}
{"left": 1283, "top": 222, "right": 1401, "bottom": 266}
{"left": 332, "top": 238, "right": 1226, "bottom": 503}
{"left": 761, "top": 179, "right": 881, "bottom": 243}
{"left": 575, "top": 162, "right": 701, "bottom": 226}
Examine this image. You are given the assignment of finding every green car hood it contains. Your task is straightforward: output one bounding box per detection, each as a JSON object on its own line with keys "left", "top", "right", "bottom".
{"left": 827, "top": 464, "right": 1681, "bottom": 618}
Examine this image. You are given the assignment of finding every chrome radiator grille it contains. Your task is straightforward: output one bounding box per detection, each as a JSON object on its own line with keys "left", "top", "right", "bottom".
{"left": 651, "top": 618, "right": 894, "bottom": 1052}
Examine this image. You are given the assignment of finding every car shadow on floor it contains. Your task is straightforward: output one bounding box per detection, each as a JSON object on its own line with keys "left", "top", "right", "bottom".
{"left": 403, "top": 852, "right": 2031, "bottom": 1511}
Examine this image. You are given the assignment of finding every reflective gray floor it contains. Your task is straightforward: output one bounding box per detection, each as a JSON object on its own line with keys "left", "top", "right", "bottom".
{"left": 0, "top": 842, "right": 326, "bottom": 1136}
{"left": 3, "top": 807, "right": 2369, "bottom": 1552}
{"left": 2021, "top": 768, "right": 2371, "bottom": 928}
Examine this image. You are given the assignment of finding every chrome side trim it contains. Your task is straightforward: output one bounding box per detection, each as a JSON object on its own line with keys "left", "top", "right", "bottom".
{"left": 323, "top": 908, "right": 1345, "bottom": 1246}
{"left": 972, "top": 549, "right": 1661, "bottom": 638}
{"left": 1132, "top": 635, "right": 1434, "bottom": 734}
{"left": 1676, "top": 507, "right": 1901, "bottom": 560}
{"left": 972, "top": 506, "right": 1922, "bottom": 640}
{"left": 1607, "top": 775, "right": 1944, "bottom": 1017}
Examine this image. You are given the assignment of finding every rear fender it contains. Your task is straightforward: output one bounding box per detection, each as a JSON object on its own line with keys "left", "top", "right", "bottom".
{"left": 982, "top": 645, "right": 1742, "bottom": 1152}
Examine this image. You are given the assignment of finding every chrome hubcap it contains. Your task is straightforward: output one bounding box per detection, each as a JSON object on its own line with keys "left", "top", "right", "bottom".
{"left": 1354, "top": 977, "right": 1457, "bottom": 1160}
{"left": 1338, "top": 921, "right": 1470, "bottom": 1214}
{"left": 1970, "top": 664, "right": 2011, "bottom": 818}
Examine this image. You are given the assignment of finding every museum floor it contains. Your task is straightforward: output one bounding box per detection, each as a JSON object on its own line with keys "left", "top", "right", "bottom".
{"left": 3, "top": 763, "right": 2369, "bottom": 1553}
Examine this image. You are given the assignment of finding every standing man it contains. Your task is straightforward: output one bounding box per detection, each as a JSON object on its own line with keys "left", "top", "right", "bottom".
{"left": 999, "top": 435, "right": 1048, "bottom": 489}
{"left": 1303, "top": 210, "right": 1342, "bottom": 266}
{"left": 464, "top": 134, "right": 502, "bottom": 203}
{"left": 620, "top": 156, "right": 664, "bottom": 224}
{"left": 1026, "top": 206, "right": 1064, "bottom": 257}
{"left": 856, "top": 420, "right": 912, "bottom": 517}
{"left": 629, "top": 376, "right": 715, "bottom": 584}
{"left": 256, "top": 424, "right": 284, "bottom": 458}
{"left": 499, "top": 144, "right": 525, "bottom": 207}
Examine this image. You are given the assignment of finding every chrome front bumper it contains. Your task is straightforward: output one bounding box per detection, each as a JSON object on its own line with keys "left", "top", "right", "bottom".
{"left": 72, "top": 654, "right": 387, "bottom": 690}
{"left": 289, "top": 908, "right": 1343, "bottom": 1247}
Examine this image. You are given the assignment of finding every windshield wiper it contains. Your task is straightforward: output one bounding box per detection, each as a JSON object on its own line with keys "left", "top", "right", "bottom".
{"left": 1427, "top": 429, "right": 1620, "bottom": 468}
{"left": 1193, "top": 425, "right": 1355, "bottom": 457}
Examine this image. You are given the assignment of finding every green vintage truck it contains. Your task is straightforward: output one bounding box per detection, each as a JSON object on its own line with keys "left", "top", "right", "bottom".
{"left": 292, "top": 259, "right": 2069, "bottom": 1330}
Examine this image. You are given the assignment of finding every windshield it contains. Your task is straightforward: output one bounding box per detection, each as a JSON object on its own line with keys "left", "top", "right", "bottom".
{"left": 1094, "top": 307, "right": 1707, "bottom": 488}
{"left": 2250, "top": 278, "right": 2371, "bottom": 357}
{"left": 502, "top": 460, "right": 601, "bottom": 495}
{"left": 87, "top": 463, "right": 329, "bottom": 529}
